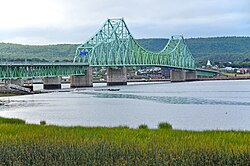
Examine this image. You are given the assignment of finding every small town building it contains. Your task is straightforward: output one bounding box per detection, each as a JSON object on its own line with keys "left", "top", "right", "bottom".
{"left": 238, "top": 68, "right": 249, "bottom": 74}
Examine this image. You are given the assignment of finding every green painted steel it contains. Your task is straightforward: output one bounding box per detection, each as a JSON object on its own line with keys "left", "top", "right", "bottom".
{"left": 75, "top": 18, "right": 195, "bottom": 70}
{"left": 197, "top": 70, "right": 217, "bottom": 77}
{"left": 0, "top": 63, "right": 86, "bottom": 79}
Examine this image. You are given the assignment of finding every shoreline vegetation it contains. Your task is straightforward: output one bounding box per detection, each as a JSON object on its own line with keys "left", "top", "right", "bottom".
{"left": 0, "top": 117, "right": 249, "bottom": 165}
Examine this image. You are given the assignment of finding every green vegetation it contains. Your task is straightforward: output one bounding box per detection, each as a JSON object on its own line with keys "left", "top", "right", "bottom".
{"left": 1, "top": 36, "right": 250, "bottom": 63}
{"left": 0, "top": 117, "right": 25, "bottom": 124}
{"left": 137, "top": 38, "right": 168, "bottom": 52}
{"left": 0, "top": 117, "right": 249, "bottom": 165}
{"left": 0, "top": 43, "right": 78, "bottom": 62}
{"left": 187, "top": 37, "right": 250, "bottom": 62}
{"left": 40, "top": 120, "right": 46, "bottom": 125}
{"left": 221, "top": 73, "right": 250, "bottom": 77}
{"left": 0, "top": 94, "right": 17, "bottom": 97}
{"left": 226, "top": 60, "right": 250, "bottom": 68}
{"left": 158, "top": 122, "right": 173, "bottom": 129}
{"left": 138, "top": 124, "right": 148, "bottom": 129}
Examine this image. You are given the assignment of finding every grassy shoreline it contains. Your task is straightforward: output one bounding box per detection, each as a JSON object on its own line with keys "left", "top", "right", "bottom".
{"left": 0, "top": 93, "right": 17, "bottom": 97}
{"left": 0, "top": 117, "right": 249, "bottom": 165}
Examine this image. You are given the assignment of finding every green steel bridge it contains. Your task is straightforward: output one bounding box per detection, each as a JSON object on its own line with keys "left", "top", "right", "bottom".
{"left": 0, "top": 18, "right": 217, "bottom": 79}
{"left": 74, "top": 18, "right": 195, "bottom": 70}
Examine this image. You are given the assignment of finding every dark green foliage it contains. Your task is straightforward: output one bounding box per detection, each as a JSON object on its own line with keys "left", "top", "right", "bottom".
{"left": 186, "top": 37, "right": 250, "bottom": 62}
{"left": 158, "top": 122, "right": 173, "bottom": 129}
{"left": 138, "top": 124, "right": 148, "bottom": 129}
{"left": 228, "top": 61, "right": 250, "bottom": 68}
{"left": 137, "top": 38, "right": 168, "bottom": 52}
{"left": 115, "top": 125, "right": 130, "bottom": 129}
{"left": 40, "top": 120, "right": 46, "bottom": 125}
{"left": 0, "top": 117, "right": 25, "bottom": 124}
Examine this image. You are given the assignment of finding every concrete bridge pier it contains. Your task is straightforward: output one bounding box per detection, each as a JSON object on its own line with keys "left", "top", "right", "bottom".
{"left": 161, "top": 69, "right": 171, "bottom": 79}
{"left": 107, "top": 67, "right": 127, "bottom": 86}
{"left": 170, "top": 69, "right": 186, "bottom": 82}
{"left": 7, "top": 78, "right": 25, "bottom": 86}
{"left": 185, "top": 71, "right": 197, "bottom": 81}
{"left": 70, "top": 67, "right": 93, "bottom": 88}
{"left": 23, "top": 79, "right": 34, "bottom": 91}
{"left": 43, "top": 76, "right": 62, "bottom": 89}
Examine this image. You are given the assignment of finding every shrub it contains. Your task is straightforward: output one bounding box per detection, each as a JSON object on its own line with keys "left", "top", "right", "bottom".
{"left": 158, "top": 122, "right": 172, "bottom": 129}
{"left": 116, "top": 125, "right": 129, "bottom": 129}
{"left": 138, "top": 124, "right": 148, "bottom": 129}
{"left": 40, "top": 120, "right": 46, "bottom": 125}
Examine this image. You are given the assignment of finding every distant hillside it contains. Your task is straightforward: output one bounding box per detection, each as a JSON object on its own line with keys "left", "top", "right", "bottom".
{"left": 0, "top": 37, "right": 250, "bottom": 62}
{"left": 187, "top": 37, "right": 250, "bottom": 62}
{"left": 0, "top": 43, "right": 78, "bottom": 62}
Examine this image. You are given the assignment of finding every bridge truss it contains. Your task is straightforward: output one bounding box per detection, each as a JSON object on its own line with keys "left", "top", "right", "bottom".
{"left": 75, "top": 18, "right": 195, "bottom": 70}
{"left": 0, "top": 63, "right": 86, "bottom": 79}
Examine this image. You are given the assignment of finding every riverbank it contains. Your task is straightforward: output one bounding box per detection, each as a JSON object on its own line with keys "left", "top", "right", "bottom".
{"left": 0, "top": 85, "right": 31, "bottom": 95}
{"left": 1, "top": 77, "right": 250, "bottom": 96}
{"left": 0, "top": 85, "right": 44, "bottom": 96}
{"left": 0, "top": 117, "right": 249, "bottom": 165}
{"left": 198, "top": 76, "right": 250, "bottom": 81}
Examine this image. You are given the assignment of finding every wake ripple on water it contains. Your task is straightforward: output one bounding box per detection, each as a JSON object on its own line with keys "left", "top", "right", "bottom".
{"left": 79, "top": 91, "right": 250, "bottom": 106}
{"left": 0, "top": 99, "right": 47, "bottom": 109}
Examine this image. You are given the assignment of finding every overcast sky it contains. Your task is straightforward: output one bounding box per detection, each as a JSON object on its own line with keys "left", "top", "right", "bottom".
{"left": 0, "top": 0, "right": 249, "bottom": 45}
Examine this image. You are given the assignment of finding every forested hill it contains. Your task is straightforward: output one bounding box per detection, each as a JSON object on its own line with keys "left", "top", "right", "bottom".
{"left": 0, "top": 43, "right": 78, "bottom": 62}
{"left": 0, "top": 36, "right": 249, "bottom": 62}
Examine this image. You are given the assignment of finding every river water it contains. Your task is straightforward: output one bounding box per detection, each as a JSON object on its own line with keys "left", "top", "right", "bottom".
{"left": 0, "top": 80, "right": 250, "bottom": 131}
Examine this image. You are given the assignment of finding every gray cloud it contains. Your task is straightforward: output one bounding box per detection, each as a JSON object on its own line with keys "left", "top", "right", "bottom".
{"left": 0, "top": 0, "right": 249, "bottom": 45}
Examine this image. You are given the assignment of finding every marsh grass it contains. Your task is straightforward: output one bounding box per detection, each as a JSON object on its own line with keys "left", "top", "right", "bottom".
{"left": 0, "top": 117, "right": 25, "bottom": 124}
{"left": 0, "top": 94, "right": 17, "bottom": 97}
{"left": 0, "top": 117, "right": 249, "bottom": 165}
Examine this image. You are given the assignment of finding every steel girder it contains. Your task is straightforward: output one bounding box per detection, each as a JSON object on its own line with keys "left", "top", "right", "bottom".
{"left": 75, "top": 18, "right": 195, "bottom": 70}
{"left": 197, "top": 70, "right": 217, "bottom": 77}
{"left": 0, "top": 63, "right": 86, "bottom": 79}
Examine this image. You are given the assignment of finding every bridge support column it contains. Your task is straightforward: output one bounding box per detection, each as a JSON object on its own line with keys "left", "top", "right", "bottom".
{"left": 161, "top": 69, "right": 171, "bottom": 79}
{"left": 107, "top": 67, "right": 127, "bottom": 86}
{"left": 185, "top": 71, "right": 197, "bottom": 81}
{"left": 170, "top": 69, "right": 186, "bottom": 82}
{"left": 7, "top": 79, "right": 25, "bottom": 86}
{"left": 43, "top": 77, "right": 61, "bottom": 89}
{"left": 23, "top": 79, "right": 34, "bottom": 91}
{"left": 70, "top": 67, "right": 93, "bottom": 88}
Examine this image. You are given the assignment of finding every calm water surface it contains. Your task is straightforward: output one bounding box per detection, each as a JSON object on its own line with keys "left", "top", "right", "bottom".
{"left": 0, "top": 80, "right": 250, "bottom": 131}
